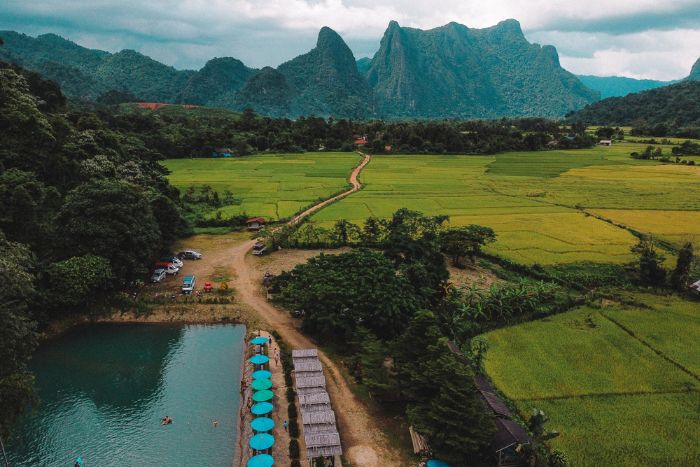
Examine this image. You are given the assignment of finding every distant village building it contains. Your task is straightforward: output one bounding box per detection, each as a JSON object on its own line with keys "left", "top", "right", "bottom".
{"left": 598, "top": 140, "right": 613, "bottom": 146}
{"left": 384, "top": 144, "right": 393, "bottom": 152}
{"left": 246, "top": 217, "right": 266, "bottom": 231}
{"left": 354, "top": 135, "right": 368, "bottom": 146}
{"left": 211, "top": 148, "right": 235, "bottom": 158}
{"left": 690, "top": 279, "right": 700, "bottom": 293}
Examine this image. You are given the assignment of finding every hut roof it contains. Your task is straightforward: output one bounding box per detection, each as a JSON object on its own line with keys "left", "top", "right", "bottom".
{"left": 493, "top": 419, "right": 531, "bottom": 452}
{"left": 302, "top": 409, "right": 337, "bottom": 426}
{"left": 294, "top": 360, "right": 323, "bottom": 372}
{"left": 296, "top": 375, "right": 326, "bottom": 389}
{"left": 305, "top": 431, "right": 343, "bottom": 458}
{"left": 292, "top": 348, "right": 318, "bottom": 358}
{"left": 299, "top": 392, "right": 331, "bottom": 406}
{"left": 473, "top": 374, "right": 493, "bottom": 393}
{"left": 409, "top": 426, "right": 430, "bottom": 454}
{"left": 295, "top": 370, "right": 325, "bottom": 380}
{"left": 298, "top": 386, "right": 328, "bottom": 396}
{"left": 479, "top": 390, "right": 514, "bottom": 419}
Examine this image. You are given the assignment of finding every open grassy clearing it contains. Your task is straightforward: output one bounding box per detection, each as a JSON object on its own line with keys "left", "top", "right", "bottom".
{"left": 482, "top": 295, "right": 700, "bottom": 466}
{"left": 162, "top": 152, "right": 361, "bottom": 220}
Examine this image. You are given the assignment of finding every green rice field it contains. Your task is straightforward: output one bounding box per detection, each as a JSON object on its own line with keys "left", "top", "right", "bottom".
{"left": 162, "top": 153, "right": 361, "bottom": 220}
{"left": 311, "top": 142, "right": 700, "bottom": 264}
{"left": 482, "top": 295, "right": 700, "bottom": 466}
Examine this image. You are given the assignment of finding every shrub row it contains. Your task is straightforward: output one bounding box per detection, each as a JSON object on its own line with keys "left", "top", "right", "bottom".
{"left": 272, "top": 330, "right": 302, "bottom": 461}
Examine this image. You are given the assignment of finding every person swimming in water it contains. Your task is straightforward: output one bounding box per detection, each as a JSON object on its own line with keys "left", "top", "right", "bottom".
{"left": 213, "top": 419, "right": 219, "bottom": 427}
{"left": 160, "top": 415, "right": 173, "bottom": 426}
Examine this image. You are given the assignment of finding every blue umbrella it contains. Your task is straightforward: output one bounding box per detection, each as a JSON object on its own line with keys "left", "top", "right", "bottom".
{"left": 249, "top": 433, "right": 275, "bottom": 451}
{"left": 252, "top": 389, "right": 274, "bottom": 402}
{"left": 249, "top": 354, "right": 269, "bottom": 365}
{"left": 252, "top": 370, "right": 272, "bottom": 380}
{"left": 251, "top": 336, "right": 270, "bottom": 345}
{"left": 250, "top": 417, "right": 275, "bottom": 432}
{"left": 247, "top": 454, "right": 274, "bottom": 467}
{"left": 251, "top": 402, "right": 273, "bottom": 415}
{"left": 251, "top": 378, "right": 272, "bottom": 390}
{"left": 427, "top": 460, "right": 450, "bottom": 467}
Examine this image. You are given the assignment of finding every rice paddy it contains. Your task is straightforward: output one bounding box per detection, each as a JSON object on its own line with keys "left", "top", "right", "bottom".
{"left": 482, "top": 295, "right": 700, "bottom": 466}
{"left": 311, "top": 142, "right": 700, "bottom": 264}
{"left": 162, "top": 153, "right": 361, "bottom": 220}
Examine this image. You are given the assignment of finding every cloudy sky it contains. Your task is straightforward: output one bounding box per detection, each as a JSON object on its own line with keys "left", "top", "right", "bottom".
{"left": 1, "top": 0, "right": 699, "bottom": 80}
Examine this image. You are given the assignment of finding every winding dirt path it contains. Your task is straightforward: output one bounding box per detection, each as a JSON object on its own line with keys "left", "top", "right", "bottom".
{"left": 231, "top": 152, "right": 407, "bottom": 465}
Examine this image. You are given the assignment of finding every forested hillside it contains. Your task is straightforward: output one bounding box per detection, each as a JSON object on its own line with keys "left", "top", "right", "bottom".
{"left": 566, "top": 80, "right": 700, "bottom": 131}
{"left": 577, "top": 75, "right": 671, "bottom": 98}
{"left": 0, "top": 60, "right": 188, "bottom": 435}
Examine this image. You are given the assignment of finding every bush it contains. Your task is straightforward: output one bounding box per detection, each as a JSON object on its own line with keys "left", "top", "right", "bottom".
{"left": 290, "top": 460, "right": 301, "bottom": 467}
{"left": 289, "top": 421, "right": 299, "bottom": 438}
{"left": 289, "top": 439, "right": 300, "bottom": 459}
{"left": 286, "top": 387, "right": 296, "bottom": 403}
{"left": 288, "top": 403, "right": 297, "bottom": 420}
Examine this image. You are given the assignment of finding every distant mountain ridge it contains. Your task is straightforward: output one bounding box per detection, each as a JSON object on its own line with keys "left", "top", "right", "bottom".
{"left": 1, "top": 24, "right": 604, "bottom": 118}
{"left": 567, "top": 80, "right": 700, "bottom": 127}
{"left": 576, "top": 75, "right": 673, "bottom": 98}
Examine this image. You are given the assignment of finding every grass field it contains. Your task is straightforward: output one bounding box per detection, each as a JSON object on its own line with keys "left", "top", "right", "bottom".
{"left": 482, "top": 295, "right": 700, "bottom": 465}
{"left": 162, "top": 153, "right": 361, "bottom": 220}
{"left": 311, "top": 142, "right": 700, "bottom": 264}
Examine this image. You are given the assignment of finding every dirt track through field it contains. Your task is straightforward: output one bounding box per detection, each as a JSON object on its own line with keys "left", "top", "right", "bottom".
{"left": 231, "top": 153, "right": 408, "bottom": 465}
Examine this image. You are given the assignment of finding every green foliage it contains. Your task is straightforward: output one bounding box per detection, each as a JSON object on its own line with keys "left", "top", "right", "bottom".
{"left": 56, "top": 180, "right": 162, "bottom": 283}
{"left": 631, "top": 238, "right": 666, "bottom": 286}
{"left": 567, "top": 81, "right": 700, "bottom": 130}
{"left": 46, "top": 255, "right": 113, "bottom": 310}
{"left": 395, "top": 311, "right": 495, "bottom": 463}
{"left": 0, "top": 233, "right": 38, "bottom": 437}
{"left": 670, "top": 242, "right": 694, "bottom": 291}
{"left": 289, "top": 439, "right": 300, "bottom": 459}
{"left": 274, "top": 249, "right": 419, "bottom": 346}
{"left": 440, "top": 225, "right": 496, "bottom": 267}
{"left": 577, "top": 75, "right": 670, "bottom": 99}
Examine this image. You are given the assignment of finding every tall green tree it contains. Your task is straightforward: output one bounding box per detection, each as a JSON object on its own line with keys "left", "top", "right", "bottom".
{"left": 440, "top": 225, "right": 496, "bottom": 267}
{"left": 56, "top": 180, "right": 161, "bottom": 283}
{"left": 631, "top": 238, "right": 666, "bottom": 286}
{"left": 670, "top": 242, "right": 694, "bottom": 291}
{"left": 0, "top": 233, "right": 38, "bottom": 437}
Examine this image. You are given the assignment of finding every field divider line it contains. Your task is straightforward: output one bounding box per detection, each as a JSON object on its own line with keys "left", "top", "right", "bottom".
{"left": 516, "top": 387, "right": 700, "bottom": 402}
{"left": 600, "top": 312, "right": 700, "bottom": 383}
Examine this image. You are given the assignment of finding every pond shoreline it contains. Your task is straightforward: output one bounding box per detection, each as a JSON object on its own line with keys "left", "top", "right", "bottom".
{"left": 37, "top": 304, "right": 258, "bottom": 467}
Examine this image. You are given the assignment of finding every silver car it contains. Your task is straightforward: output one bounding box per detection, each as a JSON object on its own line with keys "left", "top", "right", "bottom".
{"left": 150, "top": 269, "right": 167, "bottom": 283}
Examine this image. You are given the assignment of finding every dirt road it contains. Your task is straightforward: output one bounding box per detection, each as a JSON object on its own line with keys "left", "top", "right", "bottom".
{"left": 231, "top": 152, "right": 409, "bottom": 465}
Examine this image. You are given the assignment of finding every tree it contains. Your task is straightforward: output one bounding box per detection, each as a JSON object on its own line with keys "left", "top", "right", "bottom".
{"left": 670, "top": 242, "right": 694, "bottom": 291}
{"left": 440, "top": 225, "right": 496, "bottom": 267}
{"left": 56, "top": 180, "right": 162, "bottom": 283}
{"left": 46, "top": 255, "right": 113, "bottom": 311}
{"left": 332, "top": 219, "right": 360, "bottom": 246}
{"left": 0, "top": 233, "right": 38, "bottom": 436}
{"left": 631, "top": 238, "right": 666, "bottom": 286}
{"left": 274, "top": 250, "right": 419, "bottom": 347}
{"left": 360, "top": 216, "right": 388, "bottom": 246}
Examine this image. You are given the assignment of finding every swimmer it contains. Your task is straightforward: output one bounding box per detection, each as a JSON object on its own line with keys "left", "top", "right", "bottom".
{"left": 213, "top": 419, "right": 219, "bottom": 427}
{"left": 160, "top": 415, "right": 173, "bottom": 426}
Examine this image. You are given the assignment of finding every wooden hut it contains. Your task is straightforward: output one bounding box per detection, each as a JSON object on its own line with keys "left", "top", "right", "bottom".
{"left": 493, "top": 419, "right": 531, "bottom": 467}
{"left": 299, "top": 392, "right": 332, "bottom": 413}
{"left": 302, "top": 409, "right": 337, "bottom": 434}
{"left": 305, "top": 431, "right": 343, "bottom": 459}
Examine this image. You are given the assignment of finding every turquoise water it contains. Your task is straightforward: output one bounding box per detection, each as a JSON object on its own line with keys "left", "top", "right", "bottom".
{"left": 6, "top": 323, "right": 245, "bottom": 467}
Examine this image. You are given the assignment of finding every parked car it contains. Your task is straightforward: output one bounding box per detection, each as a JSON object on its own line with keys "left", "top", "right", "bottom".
{"left": 178, "top": 250, "right": 202, "bottom": 260}
{"left": 182, "top": 275, "right": 196, "bottom": 294}
{"left": 160, "top": 256, "right": 183, "bottom": 268}
{"left": 252, "top": 242, "right": 267, "bottom": 256}
{"left": 154, "top": 262, "right": 180, "bottom": 275}
{"left": 150, "top": 269, "right": 167, "bottom": 283}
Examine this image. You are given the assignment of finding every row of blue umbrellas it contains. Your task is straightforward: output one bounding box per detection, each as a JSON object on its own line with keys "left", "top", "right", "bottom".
{"left": 248, "top": 336, "right": 275, "bottom": 466}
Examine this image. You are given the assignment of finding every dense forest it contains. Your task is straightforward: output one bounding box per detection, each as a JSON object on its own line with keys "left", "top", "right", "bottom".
{"left": 567, "top": 81, "right": 700, "bottom": 135}
{"left": 105, "top": 105, "right": 596, "bottom": 157}
{"left": 0, "top": 59, "right": 189, "bottom": 435}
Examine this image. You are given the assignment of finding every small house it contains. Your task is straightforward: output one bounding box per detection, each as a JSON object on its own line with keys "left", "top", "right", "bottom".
{"left": 384, "top": 144, "right": 393, "bottom": 152}
{"left": 211, "top": 147, "right": 235, "bottom": 158}
{"left": 354, "top": 136, "right": 368, "bottom": 146}
{"left": 246, "top": 217, "right": 265, "bottom": 231}
{"left": 599, "top": 140, "right": 613, "bottom": 146}
{"left": 690, "top": 279, "right": 700, "bottom": 293}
